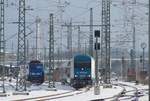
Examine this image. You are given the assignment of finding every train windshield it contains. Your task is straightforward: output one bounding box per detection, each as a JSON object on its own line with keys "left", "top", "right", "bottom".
{"left": 30, "top": 63, "right": 43, "bottom": 67}
{"left": 74, "top": 62, "right": 91, "bottom": 78}
{"left": 29, "top": 64, "right": 44, "bottom": 75}
{"left": 36, "top": 65, "right": 43, "bottom": 69}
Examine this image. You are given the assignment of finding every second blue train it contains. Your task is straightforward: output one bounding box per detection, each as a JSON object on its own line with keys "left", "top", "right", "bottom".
{"left": 70, "top": 54, "right": 95, "bottom": 89}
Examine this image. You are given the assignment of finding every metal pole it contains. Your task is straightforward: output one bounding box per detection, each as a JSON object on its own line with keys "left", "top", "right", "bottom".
{"left": 35, "top": 17, "right": 38, "bottom": 60}
{"left": 15, "top": 67, "right": 18, "bottom": 91}
{"left": 43, "top": 47, "right": 46, "bottom": 68}
{"left": 121, "top": 56, "right": 124, "bottom": 81}
{"left": 23, "top": 0, "right": 26, "bottom": 92}
{"left": 69, "top": 20, "right": 72, "bottom": 58}
{"left": 94, "top": 37, "right": 99, "bottom": 95}
{"left": 149, "top": 0, "right": 150, "bottom": 100}
{"left": 2, "top": 42, "right": 5, "bottom": 93}
{"left": 26, "top": 40, "right": 29, "bottom": 61}
{"left": 94, "top": 30, "right": 100, "bottom": 95}
{"left": 143, "top": 48, "right": 145, "bottom": 71}
{"left": 58, "top": 0, "right": 63, "bottom": 65}
{"left": 0, "top": 0, "right": 5, "bottom": 93}
{"left": 84, "top": 42, "right": 87, "bottom": 55}
{"left": 35, "top": 17, "right": 41, "bottom": 60}
{"left": 132, "top": 1, "right": 136, "bottom": 81}
{"left": 17, "top": 0, "right": 26, "bottom": 91}
{"left": 89, "top": 8, "right": 93, "bottom": 57}
{"left": 78, "top": 26, "right": 81, "bottom": 53}
{"left": 95, "top": 37, "right": 98, "bottom": 86}
{"left": 48, "top": 13, "right": 55, "bottom": 88}
{"left": 101, "top": 0, "right": 111, "bottom": 84}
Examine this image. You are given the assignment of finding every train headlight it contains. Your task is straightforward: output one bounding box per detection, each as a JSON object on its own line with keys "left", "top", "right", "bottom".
{"left": 75, "top": 75, "right": 77, "bottom": 77}
{"left": 88, "top": 75, "right": 91, "bottom": 77}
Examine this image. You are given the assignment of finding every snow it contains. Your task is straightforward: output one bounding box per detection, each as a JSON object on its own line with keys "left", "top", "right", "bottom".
{"left": 118, "top": 81, "right": 148, "bottom": 90}
{"left": 50, "top": 86, "right": 123, "bottom": 101}
{"left": 0, "top": 82, "right": 75, "bottom": 101}
{"left": 0, "top": 79, "right": 123, "bottom": 101}
{"left": 0, "top": 79, "right": 148, "bottom": 101}
{"left": 117, "top": 81, "right": 148, "bottom": 101}
{"left": 139, "top": 95, "right": 148, "bottom": 101}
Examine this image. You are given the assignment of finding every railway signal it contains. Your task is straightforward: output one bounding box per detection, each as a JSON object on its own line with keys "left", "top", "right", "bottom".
{"left": 48, "top": 13, "right": 55, "bottom": 89}
{"left": 94, "top": 30, "right": 100, "bottom": 95}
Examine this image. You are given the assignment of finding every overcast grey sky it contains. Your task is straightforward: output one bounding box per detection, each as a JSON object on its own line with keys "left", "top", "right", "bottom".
{"left": 5, "top": 0, "right": 148, "bottom": 54}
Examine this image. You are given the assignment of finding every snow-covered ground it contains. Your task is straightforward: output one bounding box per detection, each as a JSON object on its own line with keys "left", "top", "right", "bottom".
{"left": 117, "top": 81, "right": 148, "bottom": 101}
{"left": 0, "top": 81, "right": 75, "bottom": 101}
{"left": 0, "top": 79, "right": 123, "bottom": 101}
{"left": 49, "top": 86, "right": 123, "bottom": 101}
{"left": 0, "top": 79, "right": 148, "bottom": 101}
{"left": 118, "top": 81, "right": 148, "bottom": 90}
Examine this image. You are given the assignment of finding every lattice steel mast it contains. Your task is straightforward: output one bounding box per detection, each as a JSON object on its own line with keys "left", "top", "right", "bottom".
{"left": 0, "top": 0, "right": 5, "bottom": 93}
{"left": 67, "top": 20, "right": 72, "bottom": 59}
{"left": 131, "top": 0, "right": 136, "bottom": 81}
{"left": 78, "top": 26, "right": 81, "bottom": 53}
{"left": 64, "top": 21, "right": 73, "bottom": 59}
{"left": 48, "top": 14, "right": 55, "bottom": 88}
{"left": 148, "top": 0, "right": 150, "bottom": 99}
{"left": 35, "top": 17, "right": 41, "bottom": 60}
{"left": 101, "top": 0, "right": 111, "bottom": 83}
{"left": 16, "top": 0, "right": 26, "bottom": 91}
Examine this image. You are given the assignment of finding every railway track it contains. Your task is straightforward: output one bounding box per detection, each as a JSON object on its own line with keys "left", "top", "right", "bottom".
{"left": 117, "top": 83, "right": 148, "bottom": 101}
{"left": 90, "top": 84, "right": 125, "bottom": 101}
{"left": 90, "top": 83, "right": 148, "bottom": 101}
{"left": 116, "top": 83, "right": 138, "bottom": 101}
{"left": 12, "top": 86, "right": 91, "bottom": 101}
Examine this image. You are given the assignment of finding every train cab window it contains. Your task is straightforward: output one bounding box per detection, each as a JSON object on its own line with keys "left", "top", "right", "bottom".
{"left": 74, "top": 62, "right": 91, "bottom": 68}
{"left": 36, "top": 66, "right": 43, "bottom": 69}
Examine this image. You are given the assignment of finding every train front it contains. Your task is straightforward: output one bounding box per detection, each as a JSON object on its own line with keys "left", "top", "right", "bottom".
{"left": 27, "top": 60, "right": 45, "bottom": 85}
{"left": 70, "top": 54, "right": 95, "bottom": 89}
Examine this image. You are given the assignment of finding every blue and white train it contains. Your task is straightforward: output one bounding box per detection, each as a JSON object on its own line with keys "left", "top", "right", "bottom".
{"left": 70, "top": 54, "right": 95, "bottom": 89}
